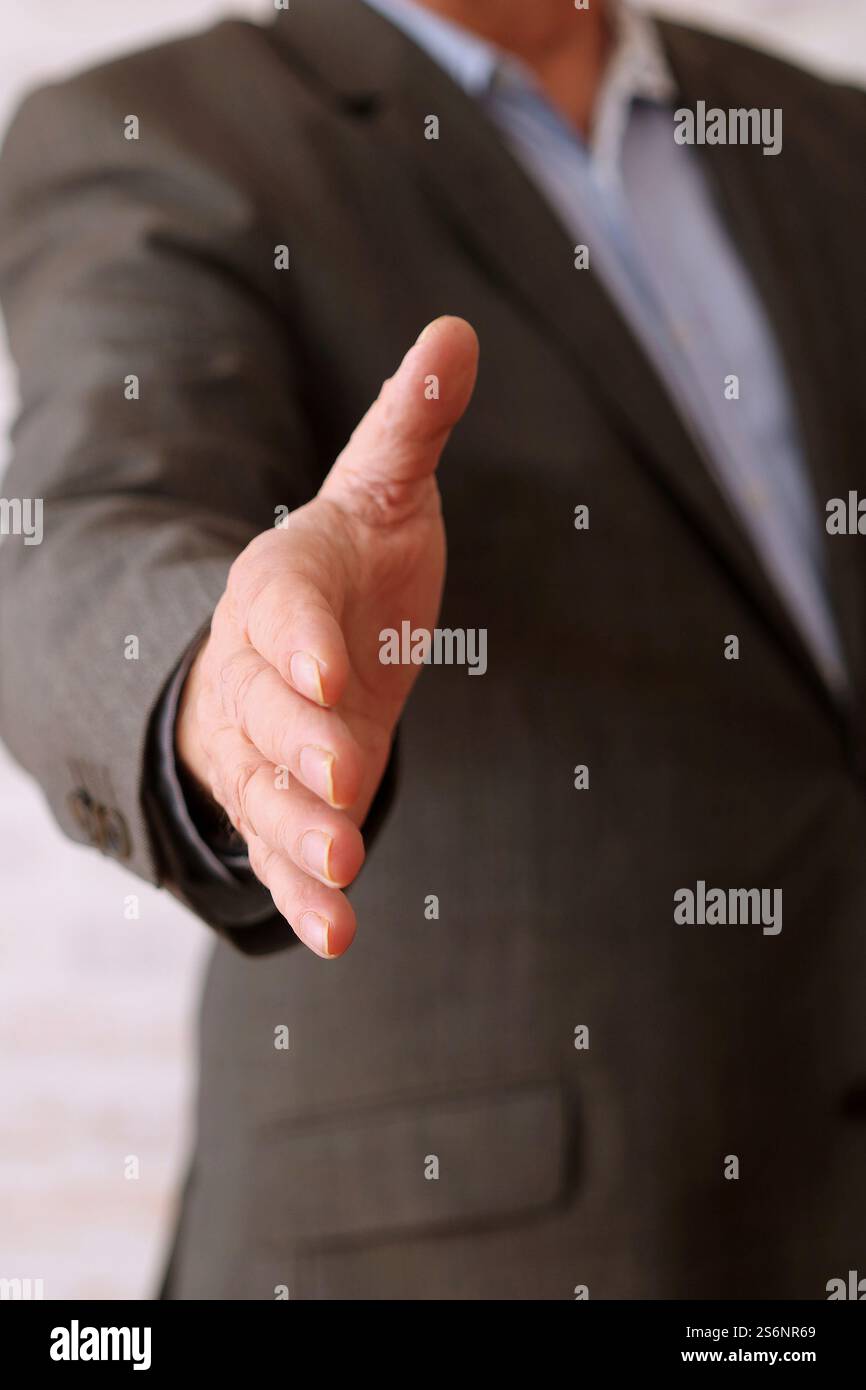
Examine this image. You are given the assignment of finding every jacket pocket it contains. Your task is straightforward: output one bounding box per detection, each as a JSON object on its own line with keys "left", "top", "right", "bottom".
{"left": 250, "top": 1079, "right": 569, "bottom": 1250}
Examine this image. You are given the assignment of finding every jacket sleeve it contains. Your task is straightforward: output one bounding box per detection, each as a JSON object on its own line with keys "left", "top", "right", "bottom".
{"left": 0, "top": 62, "right": 322, "bottom": 952}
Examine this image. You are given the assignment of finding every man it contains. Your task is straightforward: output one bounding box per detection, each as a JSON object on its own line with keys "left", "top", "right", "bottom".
{"left": 0, "top": 0, "right": 864, "bottom": 1299}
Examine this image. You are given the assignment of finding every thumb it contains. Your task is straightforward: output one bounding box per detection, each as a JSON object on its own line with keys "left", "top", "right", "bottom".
{"left": 320, "top": 315, "right": 479, "bottom": 523}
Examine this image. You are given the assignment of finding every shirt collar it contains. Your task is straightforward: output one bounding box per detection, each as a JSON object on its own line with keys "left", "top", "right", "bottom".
{"left": 362, "top": 0, "right": 501, "bottom": 96}
{"left": 360, "top": 0, "right": 677, "bottom": 116}
{"left": 591, "top": 2, "right": 677, "bottom": 171}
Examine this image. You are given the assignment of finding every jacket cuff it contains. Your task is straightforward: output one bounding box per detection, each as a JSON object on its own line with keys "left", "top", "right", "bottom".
{"left": 143, "top": 626, "right": 292, "bottom": 952}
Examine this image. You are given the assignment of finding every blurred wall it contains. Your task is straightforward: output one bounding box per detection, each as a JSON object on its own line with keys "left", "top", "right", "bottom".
{"left": 0, "top": 0, "right": 863, "bottom": 1301}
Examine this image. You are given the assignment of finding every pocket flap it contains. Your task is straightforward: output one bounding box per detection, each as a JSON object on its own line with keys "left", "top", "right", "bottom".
{"left": 253, "top": 1079, "right": 568, "bottom": 1248}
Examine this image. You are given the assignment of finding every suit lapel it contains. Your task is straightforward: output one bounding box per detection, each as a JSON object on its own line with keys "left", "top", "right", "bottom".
{"left": 273, "top": 0, "right": 848, "bottom": 717}
{"left": 660, "top": 22, "right": 865, "bottom": 720}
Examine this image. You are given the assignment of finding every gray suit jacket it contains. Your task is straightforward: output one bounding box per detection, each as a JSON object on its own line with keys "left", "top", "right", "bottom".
{"left": 1, "top": 0, "right": 865, "bottom": 1298}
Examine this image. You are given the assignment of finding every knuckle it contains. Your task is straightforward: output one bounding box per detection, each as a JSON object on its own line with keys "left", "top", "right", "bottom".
{"left": 255, "top": 599, "right": 295, "bottom": 666}
{"left": 343, "top": 468, "right": 423, "bottom": 528}
{"left": 217, "top": 652, "right": 266, "bottom": 727}
{"left": 335, "top": 446, "right": 437, "bottom": 527}
{"left": 228, "top": 758, "right": 260, "bottom": 828}
{"left": 205, "top": 769, "right": 251, "bottom": 843}
{"left": 227, "top": 541, "right": 274, "bottom": 623}
{"left": 362, "top": 477, "right": 418, "bottom": 526}
{"left": 226, "top": 548, "right": 252, "bottom": 600}
{"left": 209, "top": 592, "right": 235, "bottom": 645}
{"left": 271, "top": 807, "right": 297, "bottom": 854}
{"left": 248, "top": 838, "right": 278, "bottom": 887}
{"left": 291, "top": 873, "right": 321, "bottom": 912}
{"left": 255, "top": 585, "right": 323, "bottom": 679}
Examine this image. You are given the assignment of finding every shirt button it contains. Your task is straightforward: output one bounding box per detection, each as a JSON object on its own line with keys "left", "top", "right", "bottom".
{"left": 744, "top": 481, "right": 770, "bottom": 513}
{"left": 670, "top": 320, "right": 691, "bottom": 349}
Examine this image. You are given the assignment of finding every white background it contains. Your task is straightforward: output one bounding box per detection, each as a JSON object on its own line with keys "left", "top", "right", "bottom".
{"left": 0, "top": 0, "right": 863, "bottom": 1300}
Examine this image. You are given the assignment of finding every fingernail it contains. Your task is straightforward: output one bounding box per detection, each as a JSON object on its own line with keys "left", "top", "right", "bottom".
{"left": 301, "top": 829, "right": 335, "bottom": 882}
{"left": 299, "top": 909, "right": 333, "bottom": 957}
{"left": 289, "top": 651, "right": 325, "bottom": 704}
{"left": 416, "top": 317, "right": 444, "bottom": 345}
{"left": 299, "top": 745, "right": 338, "bottom": 805}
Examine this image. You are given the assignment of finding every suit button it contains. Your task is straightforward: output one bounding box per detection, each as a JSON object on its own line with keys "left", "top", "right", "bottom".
{"left": 67, "top": 790, "right": 131, "bottom": 859}
{"left": 67, "top": 788, "right": 101, "bottom": 845}
{"left": 99, "top": 807, "right": 132, "bottom": 861}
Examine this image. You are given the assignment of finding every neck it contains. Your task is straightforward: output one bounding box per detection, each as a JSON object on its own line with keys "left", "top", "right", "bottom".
{"left": 416, "top": 0, "right": 613, "bottom": 135}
